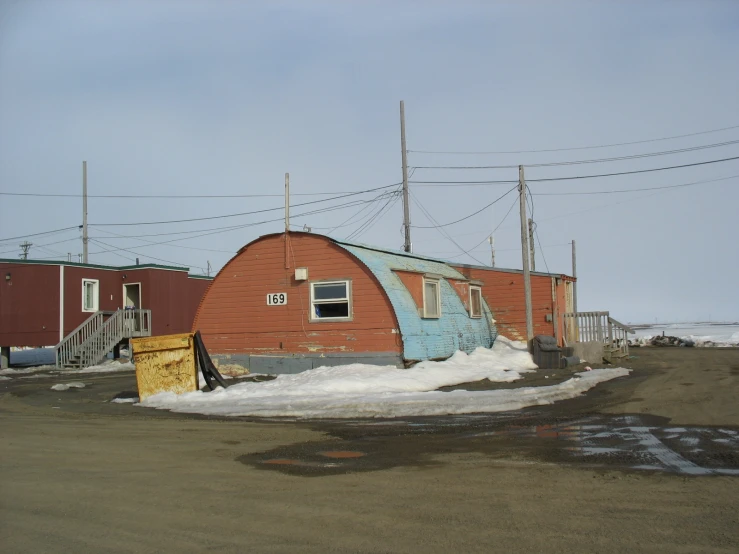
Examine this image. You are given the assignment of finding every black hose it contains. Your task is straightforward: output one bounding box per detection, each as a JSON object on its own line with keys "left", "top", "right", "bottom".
{"left": 193, "top": 331, "right": 228, "bottom": 390}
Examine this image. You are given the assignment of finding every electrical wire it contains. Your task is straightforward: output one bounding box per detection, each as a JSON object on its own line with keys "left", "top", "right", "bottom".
{"left": 90, "top": 183, "right": 401, "bottom": 226}
{"left": 0, "top": 226, "right": 79, "bottom": 243}
{"left": 0, "top": 189, "right": 400, "bottom": 199}
{"left": 407, "top": 123, "right": 739, "bottom": 154}
{"left": 531, "top": 174, "right": 739, "bottom": 195}
{"left": 345, "top": 192, "right": 401, "bottom": 242}
{"left": 410, "top": 193, "right": 487, "bottom": 266}
{"left": 92, "top": 227, "right": 237, "bottom": 254}
{"left": 411, "top": 185, "right": 518, "bottom": 229}
{"left": 410, "top": 139, "right": 739, "bottom": 169}
{"left": 409, "top": 155, "right": 739, "bottom": 186}
{"left": 439, "top": 194, "right": 521, "bottom": 261}
{"left": 89, "top": 238, "right": 208, "bottom": 271}
{"left": 85, "top": 194, "right": 400, "bottom": 256}
{"left": 534, "top": 228, "right": 551, "bottom": 274}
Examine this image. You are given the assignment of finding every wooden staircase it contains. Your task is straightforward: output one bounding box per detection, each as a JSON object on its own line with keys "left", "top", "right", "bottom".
{"left": 54, "top": 309, "right": 152, "bottom": 369}
{"left": 562, "top": 311, "right": 635, "bottom": 362}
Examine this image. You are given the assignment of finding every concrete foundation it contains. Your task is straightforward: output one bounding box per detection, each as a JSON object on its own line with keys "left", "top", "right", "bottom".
{"left": 212, "top": 352, "right": 404, "bottom": 375}
{"left": 570, "top": 341, "right": 604, "bottom": 364}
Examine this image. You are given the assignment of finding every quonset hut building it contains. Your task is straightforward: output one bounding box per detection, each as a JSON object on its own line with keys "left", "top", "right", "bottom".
{"left": 192, "top": 232, "right": 497, "bottom": 373}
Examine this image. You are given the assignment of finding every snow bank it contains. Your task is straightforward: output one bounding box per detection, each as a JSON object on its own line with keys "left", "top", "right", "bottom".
{"left": 0, "top": 365, "right": 54, "bottom": 376}
{"left": 51, "top": 382, "right": 86, "bottom": 391}
{"left": 61, "top": 360, "right": 135, "bottom": 374}
{"left": 631, "top": 324, "right": 739, "bottom": 348}
{"left": 137, "top": 337, "right": 629, "bottom": 419}
{"left": 139, "top": 369, "right": 629, "bottom": 419}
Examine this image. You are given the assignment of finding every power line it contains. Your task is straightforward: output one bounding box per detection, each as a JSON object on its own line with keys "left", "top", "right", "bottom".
{"left": 92, "top": 227, "right": 237, "bottom": 254}
{"left": 531, "top": 174, "right": 739, "bottom": 196}
{"left": 86, "top": 193, "right": 400, "bottom": 254}
{"left": 411, "top": 185, "right": 518, "bottom": 229}
{"left": 90, "top": 183, "right": 401, "bottom": 226}
{"left": 410, "top": 193, "right": 487, "bottom": 266}
{"left": 0, "top": 189, "right": 396, "bottom": 199}
{"left": 89, "top": 238, "right": 208, "bottom": 271}
{"left": 534, "top": 228, "right": 551, "bottom": 274}
{"left": 411, "top": 139, "right": 739, "bottom": 169}
{"left": 409, "top": 155, "right": 739, "bottom": 185}
{"left": 0, "top": 226, "right": 79, "bottom": 243}
{"left": 407, "top": 123, "right": 739, "bottom": 154}
{"left": 441, "top": 194, "right": 521, "bottom": 261}
{"left": 345, "top": 192, "right": 402, "bottom": 242}
{"left": 526, "top": 187, "right": 550, "bottom": 274}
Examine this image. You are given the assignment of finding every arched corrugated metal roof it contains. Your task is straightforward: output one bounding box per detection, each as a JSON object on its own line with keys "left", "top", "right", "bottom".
{"left": 333, "top": 239, "right": 497, "bottom": 361}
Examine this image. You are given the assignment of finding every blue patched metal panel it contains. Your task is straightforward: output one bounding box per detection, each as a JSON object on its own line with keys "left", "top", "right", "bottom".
{"left": 334, "top": 241, "right": 498, "bottom": 362}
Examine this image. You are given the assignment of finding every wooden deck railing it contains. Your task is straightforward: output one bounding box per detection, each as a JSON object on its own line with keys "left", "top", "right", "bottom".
{"left": 55, "top": 309, "right": 152, "bottom": 368}
{"left": 562, "top": 311, "right": 635, "bottom": 359}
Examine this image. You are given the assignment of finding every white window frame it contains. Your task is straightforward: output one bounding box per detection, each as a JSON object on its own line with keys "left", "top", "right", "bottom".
{"left": 469, "top": 285, "right": 483, "bottom": 318}
{"left": 82, "top": 279, "right": 99, "bottom": 312}
{"left": 309, "top": 279, "right": 352, "bottom": 322}
{"left": 422, "top": 277, "right": 441, "bottom": 319}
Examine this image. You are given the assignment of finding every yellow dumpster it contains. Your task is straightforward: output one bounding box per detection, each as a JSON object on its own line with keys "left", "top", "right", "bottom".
{"left": 131, "top": 333, "right": 198, "bottom": 401}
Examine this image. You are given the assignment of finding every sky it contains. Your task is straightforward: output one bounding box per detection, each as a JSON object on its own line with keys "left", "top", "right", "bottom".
{"left": 1, "top": 0, "right": 737, "bottom": 323}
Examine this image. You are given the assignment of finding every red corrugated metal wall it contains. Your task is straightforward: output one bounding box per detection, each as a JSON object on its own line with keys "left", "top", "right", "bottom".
{"left": 116, "top": 269, "right": 210, "bottom": 336}
{"left": 452, "top": 266, "right": 564, "bottom": 343}
{"left": 192, "top": 233, "right": 401, "bottom": 355}
{"left": 63, "top": 266, "right": 123, "bottom": 335}
{"left": 0, "top": 263, "right": 211, "bottom": 347}
{"left": 0, "top": 262, "right": 60, "bottom": 346}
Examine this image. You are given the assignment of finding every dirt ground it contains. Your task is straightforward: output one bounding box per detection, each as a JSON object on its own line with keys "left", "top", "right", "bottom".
{"left": 1, "top": 348, "right": 738, "bottom": 553}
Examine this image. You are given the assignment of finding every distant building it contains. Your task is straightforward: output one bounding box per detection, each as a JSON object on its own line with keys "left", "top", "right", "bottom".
{"left": 192, "top": 232, "right": 574, "bottom": 374}
{"left": 0, "top": 259, "right": 212, "bottom": 368}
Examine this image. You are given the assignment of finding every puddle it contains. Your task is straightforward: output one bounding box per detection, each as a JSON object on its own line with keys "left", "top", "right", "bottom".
{"left": 239, "top": 413, "right": 739, "bottom": 477}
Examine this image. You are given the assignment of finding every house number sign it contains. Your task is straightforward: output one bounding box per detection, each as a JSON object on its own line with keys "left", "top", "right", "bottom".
{"left": 266, "top": 292, "right": 287, "bottom": 306}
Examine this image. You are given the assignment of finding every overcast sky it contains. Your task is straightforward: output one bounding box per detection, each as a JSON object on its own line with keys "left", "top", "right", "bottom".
{"left": 1, "top": 0, "right": 737, "bottom": 323}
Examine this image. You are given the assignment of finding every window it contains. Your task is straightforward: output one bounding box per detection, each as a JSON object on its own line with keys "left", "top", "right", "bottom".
{"left": 310, "top": 280, "right": 351, "bottom": 321}
{"left": 422, "top": 278, "right": 441, "bottom": 318}
{"left": 82, "top": 279, "right": 99, "bottom": 312}
{"left": 470, "top": 286, "right": 482, "bottom": 318}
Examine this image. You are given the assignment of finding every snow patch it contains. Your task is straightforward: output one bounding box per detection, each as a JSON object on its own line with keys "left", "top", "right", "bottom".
{"left": 137, "top": 337, "right": 629, "bottom": 419}
{"left": 62, "top": 360, "right": 135, "bottom": 374}
{"left": 111, "top": 397, "right": 138, "bottom": 404}
{"left": 51, "top": 382, "right": 86, "bottom": 391}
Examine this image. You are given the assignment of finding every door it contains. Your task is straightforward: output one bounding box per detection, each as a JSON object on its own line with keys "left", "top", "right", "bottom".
{"left": 124, "top": 283, "right": 141, "bottom": 309}
{"left": 123, "top": 283, "right": 142, "bottom": 332}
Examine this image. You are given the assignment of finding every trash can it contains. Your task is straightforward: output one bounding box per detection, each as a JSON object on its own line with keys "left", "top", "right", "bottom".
{"left": 533, "top": 335, "right": 563, "bottom": 369}
{"left": 131, "top": 333, "right": 198, "bottom": 401}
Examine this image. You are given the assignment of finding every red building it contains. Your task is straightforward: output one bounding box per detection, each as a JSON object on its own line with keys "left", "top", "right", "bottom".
{"left": 452, "top": 264, "right": 575, "bottom": 345}
{"left": 0, "top": 258, "right": 212, "bottom": 367}
{"left": 193, "top": 232, "right": 500, "bottom": 373}
{"left": 192, "top": 231, "right": 573, "bottom": 375}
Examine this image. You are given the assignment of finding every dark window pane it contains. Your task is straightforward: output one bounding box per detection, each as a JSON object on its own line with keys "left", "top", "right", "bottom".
{"left": 313, "top": 282, "right": 347, "bottom": 300}
{"left": 314, "top": 302, "right": 349, "bottom": 318}
{"left": 471, "top": 288, "right": 482, "bottom": 316}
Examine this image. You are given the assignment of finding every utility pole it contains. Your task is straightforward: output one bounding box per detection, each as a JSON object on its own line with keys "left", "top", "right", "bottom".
{"left": 518, "top": 165, "right": 534, "bottom": 349}
{"left": 207, "top": 261, "right": 211, "bottom": 277}
{"left": 528, "top": 218, "right": 536, "bottom": 272}
{"left": 19, "top": 241, "right": 32, "bottom": 260}
{"left": 488, "top": 235, "right": 495, "bottom": 268}
{"left": 82, "top": 161, "right": 88, "bottom": 263}
{"left": 400, "top": 100, "right": 411, "bottom": 253}
{"left": 284, "top": 172, "right": 290, "bottom": 269}
{"left": 284, "top": 172, "right": 290, "bottom": 233}
{"left": 571, "top": 240, "right": 578, "bottom": 313}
